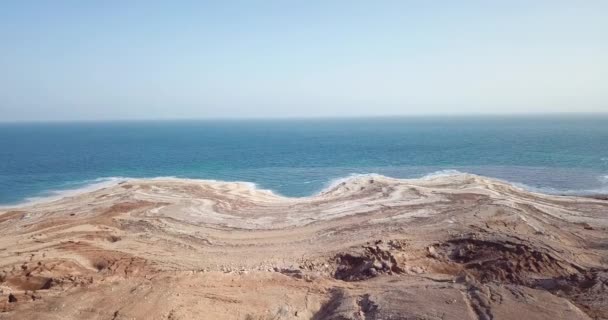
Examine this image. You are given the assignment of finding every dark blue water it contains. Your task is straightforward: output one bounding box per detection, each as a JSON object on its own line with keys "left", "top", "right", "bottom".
{"left": 1, "top": 115, "right": 607, "bottom": 205}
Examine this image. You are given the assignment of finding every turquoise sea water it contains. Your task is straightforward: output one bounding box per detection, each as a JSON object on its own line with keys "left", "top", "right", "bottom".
{"left": 1, "top": 115, "right": 607, "bottom": 205}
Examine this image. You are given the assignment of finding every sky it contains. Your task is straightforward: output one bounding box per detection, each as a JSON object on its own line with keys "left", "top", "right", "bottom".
{"left": 1, "top": 1, "right": 607, "bottom": 121}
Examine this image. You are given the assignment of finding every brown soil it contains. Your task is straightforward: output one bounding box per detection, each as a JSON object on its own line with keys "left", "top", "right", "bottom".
{"left": 0, "top": 174, "right": 607, "bottom": 319}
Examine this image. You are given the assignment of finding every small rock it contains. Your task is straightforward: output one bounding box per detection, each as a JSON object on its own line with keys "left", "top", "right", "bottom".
{"left": 381, "top": 261, "right": 392, "bottom": 270}
{"left": 369, "top": 268, "right": 378, "bottom": 276}
{"left": 410, "top": 266, "right": 424, "bottom": 274}
{"left": 372, "top": 261, "right": 383, "bottom": 270}
{"left": 427, "top": 246, "right": 440, "bottom": 259}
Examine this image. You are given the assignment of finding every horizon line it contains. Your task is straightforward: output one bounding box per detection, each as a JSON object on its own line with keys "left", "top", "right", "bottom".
{"left": 1, "top": 111, "right": 608, "bottom": 124}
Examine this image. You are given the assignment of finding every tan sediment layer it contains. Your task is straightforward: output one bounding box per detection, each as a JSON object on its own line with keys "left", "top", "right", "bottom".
{"left": 0, "top": 174, "right": 607, "bottom": 319}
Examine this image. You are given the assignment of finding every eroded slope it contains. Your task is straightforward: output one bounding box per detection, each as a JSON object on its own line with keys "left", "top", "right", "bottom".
{"left": 0, "top": 174, "right": 607, "bottom": 319}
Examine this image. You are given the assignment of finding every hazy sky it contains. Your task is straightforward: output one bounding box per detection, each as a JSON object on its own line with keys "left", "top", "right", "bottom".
{"left": 1, "top": 1, "right": 607, "bottom": 121}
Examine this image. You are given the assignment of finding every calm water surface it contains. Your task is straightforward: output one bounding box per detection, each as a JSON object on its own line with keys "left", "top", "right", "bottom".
{"left": 1, "top": 115, "right": 607, "bottom": 205}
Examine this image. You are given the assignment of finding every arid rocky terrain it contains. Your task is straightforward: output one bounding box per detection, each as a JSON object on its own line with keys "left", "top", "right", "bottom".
{"left": 0, "top": 174, "right": 607, "bottom": 319}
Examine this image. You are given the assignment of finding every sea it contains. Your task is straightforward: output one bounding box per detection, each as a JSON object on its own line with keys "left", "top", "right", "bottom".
{"left": 1, "top": 115, "right": 607, "bottom": 206}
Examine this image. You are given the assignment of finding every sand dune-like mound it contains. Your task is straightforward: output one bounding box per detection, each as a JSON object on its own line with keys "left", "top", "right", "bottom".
{"left": 0, "top": 174, "right": 607, "bottom": 319}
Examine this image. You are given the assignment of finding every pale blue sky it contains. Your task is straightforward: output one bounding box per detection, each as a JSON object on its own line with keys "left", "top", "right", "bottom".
{"left": 1, "top": 1, "right": 607, "bottom": 121}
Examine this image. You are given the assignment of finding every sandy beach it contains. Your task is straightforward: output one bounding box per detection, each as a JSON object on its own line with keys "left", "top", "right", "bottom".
{"left": 0, "top": 174, "right": 607, "bottom": 319}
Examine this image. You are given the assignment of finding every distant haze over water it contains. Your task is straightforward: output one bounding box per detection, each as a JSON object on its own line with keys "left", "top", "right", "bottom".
{"left": 1, "top": 115, "right": 607, "bottom": 205}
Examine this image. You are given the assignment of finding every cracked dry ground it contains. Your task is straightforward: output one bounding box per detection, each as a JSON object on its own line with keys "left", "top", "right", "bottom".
{"left": 0, "top": 174, "right": 607, "bottom": 320}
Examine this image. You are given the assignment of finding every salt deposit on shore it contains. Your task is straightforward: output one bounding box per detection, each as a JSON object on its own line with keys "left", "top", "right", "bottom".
{"left": 1, "top": 174, "right": 607, "bottom": 319}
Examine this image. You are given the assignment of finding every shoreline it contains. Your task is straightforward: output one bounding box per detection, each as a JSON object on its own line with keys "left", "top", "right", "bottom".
{"left": 0, "top": 170, "right": 607, "bottom": 318}
{"left": 2, "top": 171, "right": 607, "bottom": 210}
